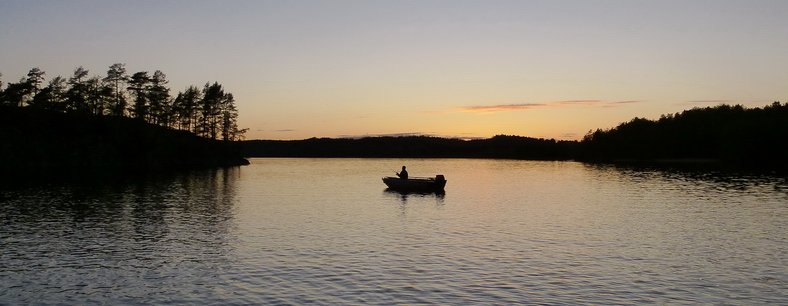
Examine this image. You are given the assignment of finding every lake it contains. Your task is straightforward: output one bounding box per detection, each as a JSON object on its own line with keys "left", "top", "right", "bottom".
{"left": 1, "top": 158, "right": 786, "bottom": 305}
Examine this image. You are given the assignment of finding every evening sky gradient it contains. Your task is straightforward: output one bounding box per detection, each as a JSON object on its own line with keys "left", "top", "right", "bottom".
{"left": 2, "top": 0, "right": 787, "bottom": 140}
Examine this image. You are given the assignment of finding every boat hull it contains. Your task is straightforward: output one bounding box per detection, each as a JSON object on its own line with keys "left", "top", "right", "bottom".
{"left": 382, "top": 175, "right": 446, "bottom": 192}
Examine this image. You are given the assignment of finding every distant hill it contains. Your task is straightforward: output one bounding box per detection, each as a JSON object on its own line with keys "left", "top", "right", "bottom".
{"left": 243, "top": 135, "right": 578, "bottom": 160}
{"left": 0, "top": 106, "right": 248, "bottom": 173}
{"left": 579, "top": 103, "right": 788, "bottom": 169}
{"left": 243, "top": 103, "right": 787, "bottom": 171}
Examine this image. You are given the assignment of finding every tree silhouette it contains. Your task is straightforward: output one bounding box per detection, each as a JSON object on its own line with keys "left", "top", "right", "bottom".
{"left": 66, "top": 67, "right": 90, "bottom": 113}
{"left": 579, "top": 103, "right": 788, "bottom": 167}
{"left": 1, "top": 80, "right": 31, "bottom": 107}
{"left": 200, "top": 82, "right": 224, "bottom": 139}
{"left": 104, "top": 63, "right": 128, "bottom": 116}
{"left": 127, "top": 71, "right": 150, "bottom": 120}
{"left": 25, "top": 68, "right": 46, "bottom": 104}
{"left": 29, "top": 76, "right": 66, "bottom": 111}
{"left": 173, "top": 86, "right": 201, "bottom": 133}
{"left": 1, "top": 64, "right": 245, "bottom": 141}
{"left": 85, "top": 76, "right": 111, "bottom": 115}
{"left": 0, "top": 68, "right": 45, "bottom": 107}
{"left": 220, "top": 93, "right": 243, "bottom": 140}
{"left": 148, "top": 70, "right": 170, "bottom": 126}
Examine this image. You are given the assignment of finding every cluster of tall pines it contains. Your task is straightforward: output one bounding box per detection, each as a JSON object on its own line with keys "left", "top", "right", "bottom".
{"left": 0, "top": 64, "right": 245, "bottom": 141}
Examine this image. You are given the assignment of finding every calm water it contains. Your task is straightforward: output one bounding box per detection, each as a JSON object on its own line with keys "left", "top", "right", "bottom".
{"left": 1, "top": 158, "right": 786, "bottom": 305}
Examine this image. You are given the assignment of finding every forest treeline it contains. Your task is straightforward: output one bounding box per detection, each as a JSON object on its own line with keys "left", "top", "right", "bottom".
{"left": 0, "top": 65, "right": 245, "bottom": 140}
{"left": 0, "top": 106, "right": 248, "bottom": 174}
{"left": 243, "top": 103, "right": 788, "bottom": 170}
{"left": 243, "top": 135, "right": 577, "bottom": 159}
{"left": 0, "top": 65, "right": 248, "bottom": 174}
{"left": 579, "top": 102, "right": 788, "bottom": 168}
{"left": 2, "top": 64, "right": 785, "bottom": 172}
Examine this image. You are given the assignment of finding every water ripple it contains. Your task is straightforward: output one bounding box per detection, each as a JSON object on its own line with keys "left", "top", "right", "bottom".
{"left": 1, "top": 160, "right": 786, "bottom": 304}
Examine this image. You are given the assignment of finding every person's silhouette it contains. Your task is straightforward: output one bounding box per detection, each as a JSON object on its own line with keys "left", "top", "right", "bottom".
{"left": 396, "top": 166, "right": 408, "bottom": 179}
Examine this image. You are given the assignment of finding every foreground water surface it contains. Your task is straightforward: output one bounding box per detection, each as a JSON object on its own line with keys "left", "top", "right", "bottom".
{"left": 1, "top": 158, "right": 786, "bottom": 304}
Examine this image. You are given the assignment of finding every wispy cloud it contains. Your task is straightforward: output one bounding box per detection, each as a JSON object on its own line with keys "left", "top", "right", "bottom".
{"left": 274, "top": 129, "right": 296, "bottom": 132}
{"left": 338, "top": 132, "right": 436, "bottom": 139}
{"left": 609, "top": 100, "right": 641, "bottom": 105}
{"left": 554, "top": 100, "right": 603, "bottom": 105}
{"left": 462, "top": 100, "right": 641, "bottom": 113}
{"left": 681, "top": 100, "right": 733, "bottom": 105}
{"left": 462, "top": 103, "right": 546, "bottom": 112}
{"left": 600, "top": 100, "right": 642, "bottom": 108}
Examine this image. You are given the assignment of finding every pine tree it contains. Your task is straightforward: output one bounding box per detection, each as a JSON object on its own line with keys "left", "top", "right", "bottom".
{"left": 127, "top": 71, "right": 150, "bottom": 120}
{"left": 25, "top": 67, "right": 46, "bottom": 104}
{"left": 66, "top": 67, "right": 90, "bottom": 112}
{"left": 148, "top": 70, "right": 171, "bottom": 125}
{"left": 104, "top": 63, "right": 128, "bottom": 116}
{"left": 0, "top": 79, "right": 31, "bottom": 107}
{"left": 200, "top": 82, "right": 224, "bottom": 139}
{"left": 172, "top": 86, "right": 202, "bottom": 133}
{"left": 29, "top": 76, "right": 67, "bottom": 111}
{"left": 85, "top": 77, "right": 109, "bottom": 115}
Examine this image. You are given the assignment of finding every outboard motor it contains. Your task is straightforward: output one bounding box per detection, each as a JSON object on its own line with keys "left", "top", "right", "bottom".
{"left": 435, "top": 175, "right": 445, "bottom": 182}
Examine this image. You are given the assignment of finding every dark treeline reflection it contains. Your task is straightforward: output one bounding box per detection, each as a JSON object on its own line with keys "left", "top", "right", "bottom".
{"left": 0, "top": 167, "right": 242, "bottom": 304}
{"left": 1, "top": 167, "right": 240, "bottom": 247}
{"left": 2, "top": 166, "right": 239, "bottom": 220}
{"left": 583, "top": 162, "right": 788, "bottom": 196}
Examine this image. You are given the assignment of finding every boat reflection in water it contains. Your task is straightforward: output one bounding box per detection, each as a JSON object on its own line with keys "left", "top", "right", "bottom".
{"left": 383, "top": 187, "right": 445, "bottom": 207}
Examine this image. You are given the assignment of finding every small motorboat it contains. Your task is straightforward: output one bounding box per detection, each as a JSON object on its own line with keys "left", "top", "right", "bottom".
{"left": 382, "top": 175, "right": 447, "bottom": 192}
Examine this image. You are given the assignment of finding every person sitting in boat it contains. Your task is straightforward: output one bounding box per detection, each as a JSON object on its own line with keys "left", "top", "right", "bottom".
{"left": 396, "top": 166, "right": 409, "bottom": 179}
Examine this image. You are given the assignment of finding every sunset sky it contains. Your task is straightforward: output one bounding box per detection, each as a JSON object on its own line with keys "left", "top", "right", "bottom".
{"left": 2, "top": 0, "right": 787, "bottom": 140}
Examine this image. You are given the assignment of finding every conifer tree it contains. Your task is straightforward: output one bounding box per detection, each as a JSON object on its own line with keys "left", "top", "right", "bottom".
{"left": 148, "top": 70, "right": 171, "bottom": 125}
{"left": 66, "top": 67, "right": 90, "bottom": 112}
{"left": 25, "top": 67, "right": 46, "bottom": 103}
{"left": 200, "top": 82, "right": 224, "bottom": 139}
{"left": 29, "top": 76, "right": 66, "bottom": 111}
{"left": 0, "top": 79, "right": 31, "bottom": 107}
{"left": 174, "top": 86, "right": 201, "bottom": 133}
{"left": 104, "top": 63, "right": 128, "bottom": 116}
{"left": 127, "top": 71, "right": 150, "bottom": 120}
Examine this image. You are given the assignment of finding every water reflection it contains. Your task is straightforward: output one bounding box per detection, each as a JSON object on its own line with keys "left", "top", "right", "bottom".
{"left": 583, "top": 162, "right": 788, "bottom": 196}
{"left": 3, "top": 159, "right": 787, "bottom": 305}
{"left": 0, "top": 167, "right": 241, "bottom": 305}
{"left": 383, "top": 189, "right": 445, "bottom": 204}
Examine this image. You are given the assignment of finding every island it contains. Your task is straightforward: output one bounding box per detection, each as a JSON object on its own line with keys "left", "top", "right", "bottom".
{"left": 0, "top": 65, "right": 248, "bottom": 175}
